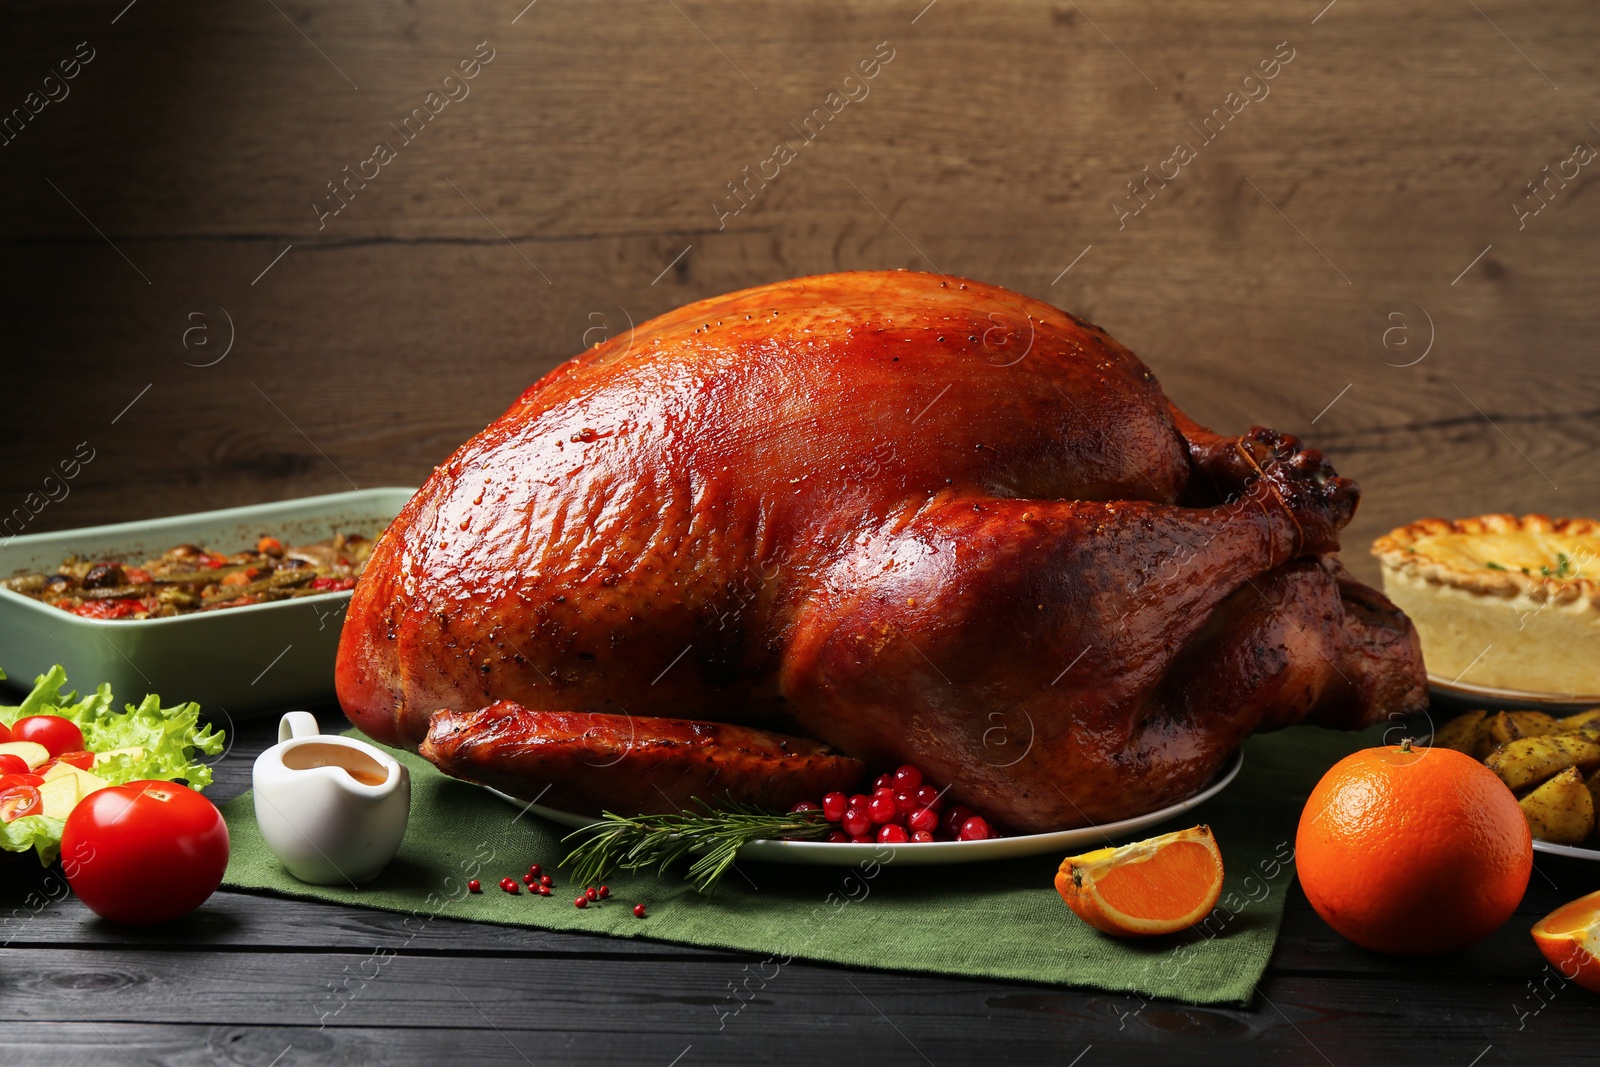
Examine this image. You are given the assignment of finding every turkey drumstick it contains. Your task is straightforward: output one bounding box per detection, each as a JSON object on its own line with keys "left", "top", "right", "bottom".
{"left": 780, "top": 447, "right": 1376, "bottom": 830}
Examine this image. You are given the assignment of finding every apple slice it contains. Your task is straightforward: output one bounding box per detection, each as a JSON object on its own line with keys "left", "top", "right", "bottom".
{"left": 43, "top": 762, "right": 111, "bottom": 792}
{"left": 91, "top": 746, "right": 145, "bottom": 765}
{"left": 36, "top": 775, "right": 81, "bottom": 819}
{"left": 67, "top": 764, "right": 110, "bottom": 796}
{"left": 32, "top": 764, "right": 111, "bottom": 820}
{"left": 1532, "top": 888, "right": 1600, "bottom": 993}
{"left": 0, "top": 741, "right": 50, "bottom": 770}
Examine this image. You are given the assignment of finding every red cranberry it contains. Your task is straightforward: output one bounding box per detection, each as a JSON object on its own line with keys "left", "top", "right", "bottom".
{"left": 915, "top": 785, "right": 943, "bottom": 811}
{"left": 910, "top": 830, "right": 936, "bottom": 843}
{"left": 574, "top": 896, "right": 588, "bottom": 909}
{"left": 850, "top": 833, "right": 876, "bottom": 843}
{"left": 868, "top": 793, "right": 898, "bottom": 824}
{"left": 895, "top": 790, "right": 921, "bottom": 816}
{"left": 633, "top": 903, "right": 647, "bottom": 918}
{"left": 528, "top": 864, "right": 542, "bottom": 879}
{"left": 598, "top": 885, "right": 610, "bottom": 899}
{"left": 842, "top": 809, "right": 872, "bottom": 837}
{"left": 907, "top": 807, "right": 939, "bottom": 833}
{"left": 877, "top": 824, "right": 910, "bottom": 843}
{"left": 789, "top": 800, "right": 822, "bottom": 815}
{"left": 958, "top": 816, "right": 993, "bottom": 841}
{"left": 827, "top": 831, "right": 850, "bottom": 843}
{"left": 585, "top": 886, "right": 599, "bottom": 902}
{"left": 539, "top": 875, "right": 553, "bottom": 888}
{"left": 873, "top": 773, "right": 893, "bottom": 791}
{"left": 848, "top": 793, "right": 871, "bottom": 812}
{"left": 822, "top": 792, "right": 848, "bottom": 822}
{"left": 500, "top": 878, "right": 519, "bottom": 894}
{"left": 893, "top": 764, "right": 923, "bottom": 790}
{"left": 538, "top": 885, "right": 552, "bottom": 897}
{"left": 468, "top": 879, "right": 482, "bottom": 893}
{"left": 942, "top": 804, "right": 976, "bottom": 839}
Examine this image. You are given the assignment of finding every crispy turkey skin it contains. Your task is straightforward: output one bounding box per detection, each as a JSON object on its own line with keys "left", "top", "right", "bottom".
{"left": 337, "top": 271, "right": 1426, "bottom": 832}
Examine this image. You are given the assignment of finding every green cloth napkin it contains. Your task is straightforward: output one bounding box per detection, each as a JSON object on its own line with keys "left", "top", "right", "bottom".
{"left": 221, "top": 722, "right": 1393, "bottom": 1005}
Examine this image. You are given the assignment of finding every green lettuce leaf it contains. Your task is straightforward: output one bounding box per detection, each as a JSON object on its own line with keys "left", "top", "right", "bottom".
{"left": 0, "top": 666, "right": 225, "bottom": 864}
{"left": 0, "top": 812, "right": 66, "bottom": 860}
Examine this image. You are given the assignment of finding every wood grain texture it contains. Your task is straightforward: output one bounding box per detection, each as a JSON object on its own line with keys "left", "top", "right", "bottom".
{"left": 3, "top": 0, "right": 1597, "bottom": 591}
{"left": 2, "top": 2, "right": 1598, "bottom": 1063}
{"left": 0, "top": 963, "right": 1591, "bottom": 1062}
{"left": 4, "top": 714, "right": 1597, "bottom": 1066}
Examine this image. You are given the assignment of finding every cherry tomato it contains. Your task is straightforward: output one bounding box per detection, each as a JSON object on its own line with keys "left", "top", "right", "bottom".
{"left": 38, "top": 751, "right": 97, "bottom": 775}
{"left": 0, "top": 721, "right": 10, "bottom": 744}
{"left": 0, "top": 785, "right": 42, "bottom": 822}
{"left": 61, "top": 780, "right": 230, "bottom": 924}
{"left": 70, "top": 599, "right": 145, "bottom": 620}
{"left": 10, "top": 715, "right": 85, "bottom": 758}
{"left": 0, "top": 753, "right": 28, "bottom": 776}
{"left": 0, "top": 773, "right": 45, "bottom": 790}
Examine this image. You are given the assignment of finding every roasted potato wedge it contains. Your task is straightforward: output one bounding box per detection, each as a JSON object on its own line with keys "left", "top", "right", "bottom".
{"left": 1485, "top": 735, "right": 1600, "bottom": 792}
{"left": 1519, "top": 767, "right": 1595, "bottom": 845}
{"left": 1485, "top": 711, "right": 1565, "bottom": 747}
{"left": 1429, "top": 710, "right": 1488, "bottom": 755}
{"left": 1472, "top": 727, "right": 1500, "bottom": 762}
{"left": 1560, "top": 709, "right": 1600, "bottom": 731}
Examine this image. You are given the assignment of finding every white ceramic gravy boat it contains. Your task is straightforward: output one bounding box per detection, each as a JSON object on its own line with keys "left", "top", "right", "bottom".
{"left": 252, "top": 711, "right": 410, "bottom": 885}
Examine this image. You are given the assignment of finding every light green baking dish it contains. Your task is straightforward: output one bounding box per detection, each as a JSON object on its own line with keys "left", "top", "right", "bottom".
{"left": 0, "top": 488, "right": 415, "bottom": 718}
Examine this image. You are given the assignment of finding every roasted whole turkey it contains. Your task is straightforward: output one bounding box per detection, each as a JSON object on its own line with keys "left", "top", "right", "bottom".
{"left": 337, "top": 271, "right": 1426, "bottom": 833}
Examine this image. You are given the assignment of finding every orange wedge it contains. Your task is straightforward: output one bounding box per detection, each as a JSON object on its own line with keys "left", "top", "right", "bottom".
{"left": 1532, "top": 889, "right": 1600, "bottom": 993}
{"left": 1054, "top": 825, "right": 1224, "bottom": 937}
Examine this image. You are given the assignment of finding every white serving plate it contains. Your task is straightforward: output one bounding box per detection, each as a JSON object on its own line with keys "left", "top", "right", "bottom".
{"left": 1429, "top": 675, "right": 1600, "bottom": 711}
{"left": 488, "top": 748, "right": 1243, "bottom": 867}
{"left": 1532, "top": 840, "right": 1600, "bottom": 862}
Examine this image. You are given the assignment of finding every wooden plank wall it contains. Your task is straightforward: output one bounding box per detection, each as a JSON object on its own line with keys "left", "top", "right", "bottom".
{"left": 2, "top": 0, "right": 1596, "bottom": 585}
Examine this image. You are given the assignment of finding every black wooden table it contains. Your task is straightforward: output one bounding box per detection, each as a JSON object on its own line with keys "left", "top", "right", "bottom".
{"left": 3, "top": 707, "right": 1595, "bottom": 1065}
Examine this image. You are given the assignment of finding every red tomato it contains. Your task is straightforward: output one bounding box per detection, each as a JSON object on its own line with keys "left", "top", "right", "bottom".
{"left": 40, "top": 751, "right": 97, "bottom": 773}
{"left": 0, "top": 753, "right": 28, "bottom": 776}
{"left": 0, "top": 773, "right": 45, "bottom": 790}
{"left": 0, "top": 721, "right": 10, "bottom": 744}
{"left": 10, "top": 715, "right": 85, "bottom": 757}
{"left": 70, "top": 599, "right": 145, "bottom": 620}
{"left": 0, "top": 785, "right": 42, "bottom": 822}
{"left": 61, "top": 780, "right": 230, "bottom": 924}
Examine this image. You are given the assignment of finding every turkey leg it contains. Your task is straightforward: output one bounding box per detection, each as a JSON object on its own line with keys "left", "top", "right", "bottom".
{"left": 777, "top": 436, "right": 1402, "bottom": 831}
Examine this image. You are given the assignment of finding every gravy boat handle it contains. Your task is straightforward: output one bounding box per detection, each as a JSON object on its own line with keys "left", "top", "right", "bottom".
{"left": 279, "top": 711, "right": 321, "bottom": 743}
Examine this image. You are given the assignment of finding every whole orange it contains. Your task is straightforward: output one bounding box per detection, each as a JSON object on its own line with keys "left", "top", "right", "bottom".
{"left": 1295, "top": 741, "right": 1531, "bottom": 955}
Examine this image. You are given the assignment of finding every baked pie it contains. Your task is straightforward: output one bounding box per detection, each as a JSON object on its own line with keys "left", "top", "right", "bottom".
{"left": 1373, "top": 514, "right": 1600, "bottom": 696}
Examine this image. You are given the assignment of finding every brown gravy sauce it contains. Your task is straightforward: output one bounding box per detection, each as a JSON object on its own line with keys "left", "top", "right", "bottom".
{"left": 282, "top": 742, "right": 389, "bottom": 786}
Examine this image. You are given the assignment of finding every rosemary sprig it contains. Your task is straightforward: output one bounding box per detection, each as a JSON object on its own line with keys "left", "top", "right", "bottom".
{"left": 560, "top": 798, "right": 832, "bottom": 895}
